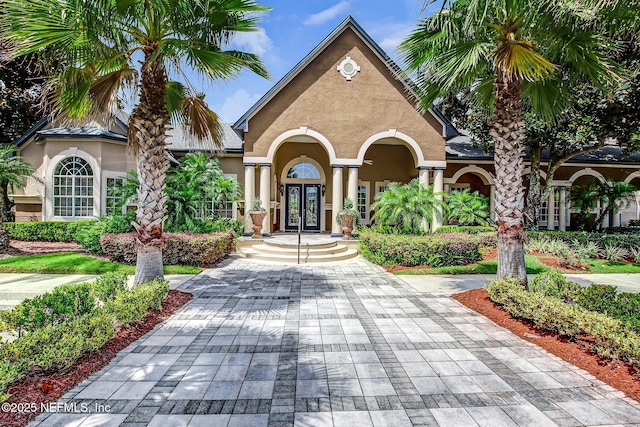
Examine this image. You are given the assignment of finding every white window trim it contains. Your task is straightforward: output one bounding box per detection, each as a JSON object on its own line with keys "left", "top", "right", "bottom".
{"left": 46, "top": 150, "right": 100, "bottom": 221}
{"left": 102, "top": 171, "right": 127, "bottom": 216}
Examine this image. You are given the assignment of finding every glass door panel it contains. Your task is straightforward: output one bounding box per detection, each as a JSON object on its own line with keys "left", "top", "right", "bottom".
{"left": 286, "top": 184, "right": 301, "bottom": 230}
{"left": 304, "top": 185, "right": 320, "bottom": 230}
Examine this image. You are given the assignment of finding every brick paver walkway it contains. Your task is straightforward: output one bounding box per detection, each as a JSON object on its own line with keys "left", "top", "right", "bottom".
{"left": 32, "top": 259, "right": 640, "bottom": 426}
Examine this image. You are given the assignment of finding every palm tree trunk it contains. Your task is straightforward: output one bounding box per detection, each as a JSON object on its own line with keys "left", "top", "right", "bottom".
{"left": 525, "top": 141, "right": 541, "bottom": 230}
{"left": 0, "top": 180, "right": 13, "bottom": 223}
{"left": 130, "top": 57, "right": 170, "bottom": 286}
{"left": 490, "top": 78, "right": 527, "bottom": 286}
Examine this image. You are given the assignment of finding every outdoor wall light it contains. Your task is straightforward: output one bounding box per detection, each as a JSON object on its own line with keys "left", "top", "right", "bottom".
{"left": 279, "top": 184, "right": 284, "bottom": 196}
{"left": 321, "top": 184, "right": 326, "bottom": 196}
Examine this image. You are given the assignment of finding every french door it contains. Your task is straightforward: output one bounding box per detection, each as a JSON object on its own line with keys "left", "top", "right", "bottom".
{"left": 285, "top": 184, "right": 321, "bottom": 231}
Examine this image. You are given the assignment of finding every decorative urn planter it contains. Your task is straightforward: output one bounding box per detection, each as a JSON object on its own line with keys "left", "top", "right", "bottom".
{"left": 340, "top": 214, "right": 355, "bottom": 240}
{"left": 248, "top": 198, "right": 267, "bottom": 239}
{"left": 249, "top": 211, "right": 267, "bottom": 238}
{"left": 336, "top": 197, "right": 359, "bottom": 241}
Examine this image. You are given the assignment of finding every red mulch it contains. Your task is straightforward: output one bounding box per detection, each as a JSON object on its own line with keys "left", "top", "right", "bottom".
{"left": 7, "top": 240, "right": 86, "bottom": 255}
{"left": 452, "top": 288, "right": 640, "bottom": 403}
{"left": 0, "top": 290, "right": 193, "bottom": 427}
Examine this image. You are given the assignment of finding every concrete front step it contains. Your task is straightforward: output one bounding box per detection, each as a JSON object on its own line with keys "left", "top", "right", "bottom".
{"left": 236, "top": 240, "right": 359, "bottom": 263}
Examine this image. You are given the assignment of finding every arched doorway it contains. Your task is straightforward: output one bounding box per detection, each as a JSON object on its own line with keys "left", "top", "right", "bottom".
{"left": 280, "top": 158, "right": 325, "bottom": 231}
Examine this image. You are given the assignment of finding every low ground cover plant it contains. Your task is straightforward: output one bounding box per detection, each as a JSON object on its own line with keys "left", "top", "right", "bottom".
{"left": 487, "top": 273, "right": 640, "bottom": 364}
{"left": 101, "top": 231, "right": 235, "bottom": 267}
{"left": 0, "top": 273, "right": 168, "bottom": 401}
{"left": 359, "top": 231, "right": 482, "bottom": 267}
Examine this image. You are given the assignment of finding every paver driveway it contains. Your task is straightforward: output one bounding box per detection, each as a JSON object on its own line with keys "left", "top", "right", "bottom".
{"left": 32, "top": 259, "right": 640, "bottom": 426}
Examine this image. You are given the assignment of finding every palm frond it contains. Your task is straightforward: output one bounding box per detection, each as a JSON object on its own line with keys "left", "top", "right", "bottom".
{"left": 177, "top": 96, "right": 224, "bottom": 151}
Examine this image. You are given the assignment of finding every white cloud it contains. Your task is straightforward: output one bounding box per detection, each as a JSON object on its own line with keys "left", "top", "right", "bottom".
{"left": 230, "top": 28, "right": 273, "bottom": 56}
{"left": 213, "top": 89, "right": 263, "bottom": 123}
{"left": 369, "top": 22, "right": 413, "bottom": 58}
{"left": 304, "top": 2, "right": 349, "bottom": 26}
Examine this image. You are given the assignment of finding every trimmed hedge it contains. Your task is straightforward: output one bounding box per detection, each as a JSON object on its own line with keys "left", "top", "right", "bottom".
{"left": 359, "top": 232, "right": 482, "bottom": 267}
{"left": 436, "top": 225, "right": 496, "bottom": 234}
{"left": 486, "top": 278, "right": 640, "bottom": 365}
{"left": 528, "top": 231, "right": 640, "bottom": 252}
{"left": 3, "top": 221, "right": 95, "bottom": 242}
{"left": 0, "top": 274, "right": 168, "bottom": 401}
{"left": 100, "top": 231, "right": 235, "bottom": 267}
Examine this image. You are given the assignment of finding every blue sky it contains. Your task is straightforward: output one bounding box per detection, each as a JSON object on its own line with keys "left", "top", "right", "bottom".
{"left": 204, "top": 1, "right": 438, "bottom": 123}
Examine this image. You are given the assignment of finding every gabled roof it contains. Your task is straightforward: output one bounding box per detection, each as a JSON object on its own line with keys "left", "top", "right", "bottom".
{"left": 36, "top": 125, "right": 127, "bottom": 142}
{"left": 233, "top": 15, "right": 457, "bottom": 138}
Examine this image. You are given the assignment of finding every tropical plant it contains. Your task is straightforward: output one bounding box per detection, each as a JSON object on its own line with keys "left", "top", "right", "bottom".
{"left": 336, "top": 197, "right": 359, "bottom": 226}
{"left": 371, "top": 179, "right": 443, "bottom": 234}
{"left": 400, "top": 0, "right": 623, "bottom": 284}
{"left": 594, "top": 179, "right": 638, "bottom": 229}
{"left": 249, "top": 198, "right": 266, "bottom": 212}
{"left": 2, "top": 0, "right": 270, "bottom": 284}
{"left": 0, "top": 145, "right": 39, "bottom": 252}
{"left": 570, "top": 180, "right": 599, "bottom": 231}
{"left": 445, "top": 189, "right": 490, "bottom": 226}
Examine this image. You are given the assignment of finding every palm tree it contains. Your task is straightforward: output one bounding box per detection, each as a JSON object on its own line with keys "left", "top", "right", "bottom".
{"left": 3, "top": 0, "right": 269, "bottom": 284}
{"left": 400, "top": 0, "right": 622, "bottom": 284}
{"left": 445, "top": 189, "right": 490, "bottom": 226}
{"left": 594, "top": 179, "right": 638, "bottom": 228}
{"left": 570, "top": 180, "right": 599, "bottom": 231}
{"left": 0, "top": 145, "right": 39, "bottom": 252}
{"left": 371, "top": 179, "right": 443, "bottom": 234}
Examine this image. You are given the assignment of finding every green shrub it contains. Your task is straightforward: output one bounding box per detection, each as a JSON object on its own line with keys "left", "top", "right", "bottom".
{"left": 528, "top": 231, "right": 640, "bottom": 254}
{"left": 74, "top": 213, "right": 136, "bottom": 253}
{"left": 100, "top": 232, "right": 235, "bottom": 266}
{"left": 359, "top": 232, "right": 481, "bottom": 267}
{"left": 4, "top": 220, "right": 94, "bottom": 242}
{"left": 165, "top": 218, "right": 243, "bottom": 235}
{"left": 0, "top": 275, "right": 169, "bottom": 401}
{"left": 1, "top": 282, "right": 96, "bottom": 333}
{"left": 104, "top": 278, "right": 168, "bottom": 325}
{"left": 577, "top": 285, "right": 640, "bottom": 333}
{"left": 527, "top": 271, "right": 581, "bottom": 302}
{"left": 436, "top": 225, "right": 496, "bottom": 234}
{"left": 486, "top": 278, "right": 640, "bottom": 364}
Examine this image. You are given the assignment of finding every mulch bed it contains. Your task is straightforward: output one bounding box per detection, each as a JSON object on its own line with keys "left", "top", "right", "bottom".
{"left": 0, "top": 290, "right": 193, "bottom": 427}
{"left": 452, "top": 288, "right": 640, "bottom": 403}
{"left": 6, "top": 240, "right": 86, "bottom": 256}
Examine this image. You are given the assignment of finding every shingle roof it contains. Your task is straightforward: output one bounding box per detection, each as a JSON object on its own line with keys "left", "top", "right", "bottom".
{"left": 446, "top": 132, "right": 640, "bottom": 164}
{"left": 36, "top": 125, "right": 127, "bottom": 141}
{"left": 166, "top": 123, "right": 243, "bottom": 152}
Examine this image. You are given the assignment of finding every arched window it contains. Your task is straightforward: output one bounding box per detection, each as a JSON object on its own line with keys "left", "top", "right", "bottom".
{"left": 53, "top": 157, "right": 94, "bottom": 217}
{"left": 286, "top": 162, "right": 320, "bottom": 179}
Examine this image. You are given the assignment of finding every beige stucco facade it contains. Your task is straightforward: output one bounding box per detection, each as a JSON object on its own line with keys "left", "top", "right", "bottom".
{"left": 8, "top": 17, "right": 640, "bottom": 232}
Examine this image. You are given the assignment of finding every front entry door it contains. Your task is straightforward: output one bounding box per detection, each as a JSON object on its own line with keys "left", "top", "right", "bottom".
{"left": 285, "top": 184, "right": 321, "bottom": 231}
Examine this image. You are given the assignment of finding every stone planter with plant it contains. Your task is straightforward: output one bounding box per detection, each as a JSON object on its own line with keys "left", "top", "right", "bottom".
{"left": 336, "top": 197, "right": 359, "bottom": 240}
{"left": 248, "top": 198, "right": 267, "bottom": 238}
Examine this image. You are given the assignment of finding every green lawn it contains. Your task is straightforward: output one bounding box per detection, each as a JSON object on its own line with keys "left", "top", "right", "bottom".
{"left": 393, "top": 255, "right": 640, "bottom": 275}
{"left": 0, "top": 252, "right": 202, "bottom": 275}
{"left": 395, "top": 255, "right": 550, "bottom": 275}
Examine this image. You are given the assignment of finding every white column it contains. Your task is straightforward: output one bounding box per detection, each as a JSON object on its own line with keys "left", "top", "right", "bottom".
{"left": 419, "top": 167, "right": 431, "bottom": 232}
{"left": 259, "top": 163, "right": 271, "bottom": 236}
{"left": 547, "top": 186, "right": 555, "bottom": 230}
{"left": 418, "top": 167, "right": 430, "bottom": 187}
{"left": 489, "top": 184, "right": 496, "bottom": 222}
{"left": 559, "top": 187, "right": 567, "bottom": 231}
{"left": 243, "top": 163, "right": 256, "bottom": 235}
{"left": 432, "top": 168, "right": 444, "bottom": 232}
{"left": 331, "top": 165, "right": 344, "bottom": 236}
{"left": 347, "top": 166, "right": 359, "bottom": 206}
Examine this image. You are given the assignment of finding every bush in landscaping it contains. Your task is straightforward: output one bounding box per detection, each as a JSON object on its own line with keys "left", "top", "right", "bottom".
{"left": 100, "top": 231, "right": 235, "bottom": 266}
{"left": 359, "top": 232, "right": 482, "bottom": 267}
{"left": 0, "top": 273, "right": 128, "bottom": 333}
{"left": 576, "top": 285, "right": 640, "bottom": 334}
{"left": 73, "top": 213, "right": 136, "bottom": 252}
{"left": 436, "top": 225, "right": 496, "bottom": 234}
{"left": 486, "top": 278, "right": 640, "bottom": 364}
{"left": 3, "top": 220, "right": 94, "bottom": 242}
{"left": 165, "top": 218, "right": 243, "bottom": 235}
{"left": 0, "top": 276, "right": 168, "bottom": 401}
{"left": 528, "top": 271, "right": 582, "bottom": 302}
{"left": 528, "top": 231, "right": 640, "bottom": 254}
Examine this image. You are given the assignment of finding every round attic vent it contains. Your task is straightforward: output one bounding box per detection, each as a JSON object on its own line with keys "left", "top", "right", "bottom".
{"left": 337, "top": 56, "right": 360, "bottom": 81}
